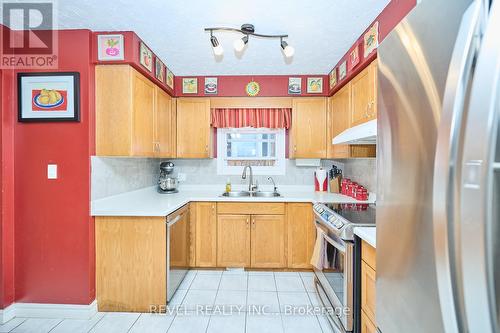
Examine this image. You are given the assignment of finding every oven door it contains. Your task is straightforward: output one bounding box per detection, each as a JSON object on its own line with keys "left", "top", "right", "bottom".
{"left": 313, "top": 222, "right": 354, "bottom": 332}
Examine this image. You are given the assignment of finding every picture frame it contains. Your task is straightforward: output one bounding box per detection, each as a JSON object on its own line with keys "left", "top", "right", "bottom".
{"left": 182, "top": 78, "right": 198, "bottom": 94}
{"left": 97, "top": 34, "right": 124, "bottom": 61}
{"left": 349, "top": 45, "right": 360, "bottom": 69}
{"left": 204, "top": 77, "right": 218, "bottom": 94}
{"left": 307, "top": 77, "right": 323, "bottom": 93}
{"left": 166, "top": 68, "right": 174, "bottom": 89}
{"left": 364, "top": 21, "right": 379, "bottom": 58}
{"left": 18, "top": 72, "right": 80, "bottom": 122}
{"left": 329, "top": 69, "right": 337, "bottom": 89}
{"left": 139, "top": 42, "right": 153, "bottom": 72}
{"left": 155, "top": 57, "right": 165, "bottom": 82}
{"left": 339, "top": 60, "right": 347, "bottom": 81}
{"left": 288, "top": 77, "right": 301, "bottom": 94}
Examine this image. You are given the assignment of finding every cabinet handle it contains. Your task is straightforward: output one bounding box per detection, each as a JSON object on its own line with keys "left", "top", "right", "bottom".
{"left": 294, "top": 145, "right": 297, "bottom": 151}
{"left": 252, "top": 218, "right": 256, "bottom": 229}
{"left": 205, "top": 144, "right": 209, "bottom": 152}
{"left": 246, "top": 218, "right": 249, "bottom": 228}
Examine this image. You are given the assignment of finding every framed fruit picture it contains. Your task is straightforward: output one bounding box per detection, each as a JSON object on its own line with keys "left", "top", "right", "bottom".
{"left": 307, "top": 77, "right": 323, "bottom": 93}
{"left": 364, "top": 21, "right": 379, "bottom": 58}
{"left": 339, "top": 61, "right": 347, "bottom": 81}
{"left": 97, "top": 34, "right": 124, "bottom": 61}
{"left": 18, "top": 72, "right": 80, "bottom": 122}
{"left": 329, "top": 69, "right": 337, "bottom": 89}
{"left": 139, "top": 42, "right": 153, "bottom": 72}
{"left": 155, "top": 58, "right": 165, "bottom": 82}
{"left": 182, "top": 78, "right": 198, "bottom": 94}
{"left": 166, "top": 68, "right": 174, "bottom": 89}
{"left": 204, "top": 77, "right": 218, "bottom": 95}
{"left": 246, "top": 81, "right": 260, "bottom": 96}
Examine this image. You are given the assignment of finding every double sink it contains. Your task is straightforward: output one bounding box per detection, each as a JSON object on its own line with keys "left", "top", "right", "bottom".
{"left": 221, "top": 190, "right": 281, "bottom": 198}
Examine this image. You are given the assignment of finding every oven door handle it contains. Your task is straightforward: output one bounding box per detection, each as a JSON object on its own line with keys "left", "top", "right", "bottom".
{"left": 314, "top": 276, "right": 347, "bottom": 333}
{"left": 323, "top": 233, "right": 346, "bottom": 253}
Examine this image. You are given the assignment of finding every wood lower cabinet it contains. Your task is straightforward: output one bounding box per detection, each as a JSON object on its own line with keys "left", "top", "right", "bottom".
{"left": 217, "top": 214, "right": 251, "bottom": 267}
{"left": 95, "top": 216, "right": 166, "bottom": 312}
{"left": 287, "top": 203, "right": 315, "bottom": 268}
{"left": 250, "top": 215, "right": 286, "bottom": 268}
{"left": 361, "top": 240, "right": 377, "bottom": 330}
{"left": 361, "top": 310, "right": 377, "bottom": 333}
{"left": 193, "top": 202, "right": 217, "bottom": 267}
{"left": 290, "top": 98, "right": 327, "bottom": 158}
{"left": 96, "top": 65, "right": 176, "bottom": 157}
{"left": 176, "top": 98, "right": 212, "bottom": 158}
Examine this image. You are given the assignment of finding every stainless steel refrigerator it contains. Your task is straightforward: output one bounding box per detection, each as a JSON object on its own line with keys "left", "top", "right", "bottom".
{"left": 377, "top": 0, "right": 499, "bottom": 332}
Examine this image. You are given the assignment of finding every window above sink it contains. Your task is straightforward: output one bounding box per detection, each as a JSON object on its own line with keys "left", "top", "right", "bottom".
{"left": 217, "top": 127, "right": 285, "bottom": 175}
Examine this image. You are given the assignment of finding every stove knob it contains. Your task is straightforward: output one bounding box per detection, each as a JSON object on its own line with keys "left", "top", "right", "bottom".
{"left": 317, "top": 207, "right": 324, "bottom": 214}
{"left": 328, "top": 215, "right": 335, "bottom": 222}
{"left": 335, "top": 221, "right": 344, "bottom": 228}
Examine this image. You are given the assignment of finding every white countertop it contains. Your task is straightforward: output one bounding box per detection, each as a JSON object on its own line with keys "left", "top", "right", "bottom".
{"left": 91, "top": 185, "right": 376, "bottom": 217}
{"left": 354, "top": 227, "right": 376, "bottom": 248}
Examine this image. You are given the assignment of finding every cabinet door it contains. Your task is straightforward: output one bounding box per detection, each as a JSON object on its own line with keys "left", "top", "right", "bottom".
{"left": 131, "top": 70, "right": 156, "bottom": 156}
{"left": 96, "top": 216, "right": 166, "bottom": 312}
{"left": 361, "top": 260, "right": 377, "bottom": 324}
{"left": 367, "top": 61, "right": 377, "bottom": 121}
{"left": 350, "top": 66, "right": 372, "bottom": 127}
{"left": 217, "top": 214, "right": 250, "bottom": 267}
{"left": 328, "top": 84, "right": 351, "bottom": 158}
{"left": 194, "top": 202, "right": 217, "bottom": 267}
{"left": 176, "top": 98, "right": 211, "bottom": 158}
{"left": 290, "top": 98, "right": 327, "bottom": 158}
{"left": 250, "top": 215, "right": 286, "bottom": 268}
{"left": 154, "top": 87, "right": 176, "bottom": 157}
{"left": 287, "top": 203, "right": 315, "bottom": 268}
{"left": 361, "top": 310, "right": 378, "bottom": 333}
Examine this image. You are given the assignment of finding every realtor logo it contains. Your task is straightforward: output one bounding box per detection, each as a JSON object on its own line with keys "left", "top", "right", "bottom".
{"left": 1, "top": 0, "right": 58, "bottom": 68}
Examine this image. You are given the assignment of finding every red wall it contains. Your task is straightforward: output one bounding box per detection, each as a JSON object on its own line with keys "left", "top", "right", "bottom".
{"left": 1, "top": 28, "right": 95, "bottom": 306}
{"left": 175, "top": 75, "right": 329, "bottom": 97}
{"left": 328, "top": 0, "right": 416, "bottom": 95}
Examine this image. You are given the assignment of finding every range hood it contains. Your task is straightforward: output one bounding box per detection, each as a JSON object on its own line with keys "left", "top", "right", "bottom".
{"left": 332, "top": 119, "right": 377, "bottom": 145}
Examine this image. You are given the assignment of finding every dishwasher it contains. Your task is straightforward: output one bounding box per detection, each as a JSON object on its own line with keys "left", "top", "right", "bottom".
{"left": 166, "top": 204, "right": 190, "bottom": 302}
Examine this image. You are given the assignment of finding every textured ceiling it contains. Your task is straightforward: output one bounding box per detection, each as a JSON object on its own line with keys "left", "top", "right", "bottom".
{"left": 5, "top": 0, "right": 391, "bottom": 75}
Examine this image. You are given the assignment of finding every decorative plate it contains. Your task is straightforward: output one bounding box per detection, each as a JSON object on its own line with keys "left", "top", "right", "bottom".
{"left": 246, "top": 81, "right": 260, "bottom": 96}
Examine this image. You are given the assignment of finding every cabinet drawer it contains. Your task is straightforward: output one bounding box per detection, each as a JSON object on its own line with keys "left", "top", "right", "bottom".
{"left": 217, "top": 202, "right": 285, "bottom": 215}
{"left": 361, "top": 240, "right": 376, "bottom": 270}
{"left": 361, "top": 309, "right": 377, "bottom": 333}
{"left": 361, "top": 260, "right": 376, "bottom": 324}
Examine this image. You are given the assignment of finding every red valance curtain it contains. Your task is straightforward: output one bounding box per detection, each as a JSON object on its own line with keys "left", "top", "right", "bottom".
{"left": 210, "top": 108, "right": 292, "bottom": 129}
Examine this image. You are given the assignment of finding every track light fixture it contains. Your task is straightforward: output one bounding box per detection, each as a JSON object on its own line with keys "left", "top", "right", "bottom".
{"left": 210, "top": 31, "right": 223, "bottom": 56}
{"left": 205, "top": 24, "right": 293, "bottom": 58}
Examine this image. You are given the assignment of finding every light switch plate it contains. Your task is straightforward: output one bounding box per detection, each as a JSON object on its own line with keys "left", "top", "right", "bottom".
{"left": 47, "top": 164, "right": 57, "bottom": 179}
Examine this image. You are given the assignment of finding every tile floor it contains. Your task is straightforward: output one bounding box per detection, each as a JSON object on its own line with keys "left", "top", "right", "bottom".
{"left": 0, "top": 270, "right": 339, "bottom": 333}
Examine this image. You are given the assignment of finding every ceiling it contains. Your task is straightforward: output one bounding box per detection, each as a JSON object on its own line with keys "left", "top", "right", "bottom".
{"left": 13, "top": 0, "right": 390, "bottom": 75}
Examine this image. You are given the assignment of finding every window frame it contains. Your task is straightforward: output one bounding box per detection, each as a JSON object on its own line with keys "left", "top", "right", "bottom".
{"left": 216, "top": 127, "right": 286, "bottom": 175}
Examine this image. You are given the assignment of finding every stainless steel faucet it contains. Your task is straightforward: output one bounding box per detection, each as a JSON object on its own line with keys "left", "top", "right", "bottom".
{"left": 242, "top": 165, "right": 257, "bottom": 192}
{"left": 268, "top": 177, "right": 278, "bottom": 193}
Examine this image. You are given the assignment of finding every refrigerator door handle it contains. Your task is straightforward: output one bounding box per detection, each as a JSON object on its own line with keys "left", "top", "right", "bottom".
{"left": 432, "top": 1, "right": 485, "bottom": 332}
{"left": 460, "top": 0, "right": 500, "bottom": 332}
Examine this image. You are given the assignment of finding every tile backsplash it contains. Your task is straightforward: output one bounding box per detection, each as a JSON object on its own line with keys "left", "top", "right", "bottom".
{"left": 91, "top": 157, "right": 376, "bottom": 200}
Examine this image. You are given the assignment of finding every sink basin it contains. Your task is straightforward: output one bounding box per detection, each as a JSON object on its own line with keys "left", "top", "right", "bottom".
{"left": 253, "top": 191, "right": 281, "bottom": 197}
{"left": 220, "top": 191, "right": 281, "bottom": 197}
{"left": 221, "top": 191, "right": 251, "bottom": 197}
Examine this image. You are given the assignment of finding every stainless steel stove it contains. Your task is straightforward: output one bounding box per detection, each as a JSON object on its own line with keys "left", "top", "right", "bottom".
{"left": 312, "top": 202, "right": 376, "bottom": 333}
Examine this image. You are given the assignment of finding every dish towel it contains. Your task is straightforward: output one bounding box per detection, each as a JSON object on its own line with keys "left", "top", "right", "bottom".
{"left": 310, "top": 225, "right": 327, "bottom": 270}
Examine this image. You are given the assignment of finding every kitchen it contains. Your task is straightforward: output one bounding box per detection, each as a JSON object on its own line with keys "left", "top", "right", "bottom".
{"left": 0, "top": 0, "right": 498, "bottom": 333}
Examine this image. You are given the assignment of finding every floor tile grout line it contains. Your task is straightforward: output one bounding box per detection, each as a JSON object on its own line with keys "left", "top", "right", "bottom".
{"left": 85, "top": 312, "right": 107, "bottom": 333}
{"left": 46, "top": 318, "right": 64, "bottom": 333}
{"left": 5, "top": 318, "right": 27, "bottom": 333}
{"left": 125, "top": 313, "right": 142, "bottom": 333}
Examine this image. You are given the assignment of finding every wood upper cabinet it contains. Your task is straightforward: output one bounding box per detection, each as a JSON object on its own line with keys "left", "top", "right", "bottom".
{"left": 154, "top": 87, "right": 176, "bottom": 157}
{"left": 327, "top": 84, "right": 351, "bottom": 158}
{"left": 96, "top": 65, "right": 175, "bottom": 157}
{"left": 176, "top": 98, "right": 212, "bottom": 158}
{"left": 350, "top": 61, "right": 377, "bottom": 127}
{"left": 193, "top": 202, "right": 217, "bottom": 267}
{"left": 287, "top": 203, "right": 315, "bottom": 268}
{"left": 250, "top": 215, "right": 286, "bottom": 268}
{"left": 95, "top": 216, "right": 166, "bottom": 312}
{"left": 217, "top": 214, "right": 251, "bottom": 267}
{"left": 290, "top": 98, "right": 327, "bottom": 158}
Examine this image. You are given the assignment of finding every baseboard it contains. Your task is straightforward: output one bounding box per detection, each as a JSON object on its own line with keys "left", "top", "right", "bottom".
{"left": 0, "top": 304, "right": 16, "bottom": 324}
{"left": 0, "top": 300, "right": 97, "bottom": 324}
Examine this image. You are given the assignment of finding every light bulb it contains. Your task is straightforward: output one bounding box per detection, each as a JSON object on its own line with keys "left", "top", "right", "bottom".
{"left": 210, "top": 35, "right": 224, "bottom": 56}
{"left": 233, "top": 35, "right": 248, "bottom": 52}
{"left": 213, "top": 44, "right": 224, "bottom": 56}
{"left": 283, "top": 45, "right": 294, "bottom": 58}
